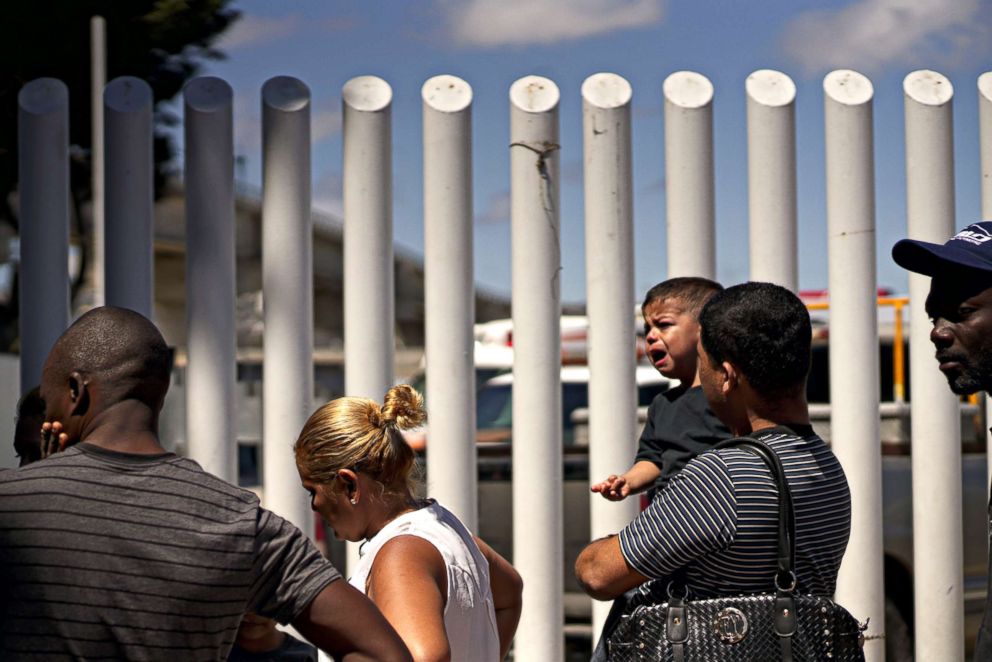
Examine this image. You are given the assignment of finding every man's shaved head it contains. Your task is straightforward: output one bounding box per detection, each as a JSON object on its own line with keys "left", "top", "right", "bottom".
{"left": 44, "top": 307, "right": 171, "bottom": 413}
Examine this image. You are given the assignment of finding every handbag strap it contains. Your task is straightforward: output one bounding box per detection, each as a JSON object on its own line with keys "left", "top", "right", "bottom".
{"left": 713, "top": 436, "right": 797, "bottom": 589}
{"left": 659, "top": 435, "right": 801, "bottom": 658}
{"left": 716, "top": 435, "right": 800, "bottom": 661}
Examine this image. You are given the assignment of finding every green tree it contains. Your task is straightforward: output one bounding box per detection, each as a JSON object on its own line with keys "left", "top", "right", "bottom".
{"left": 0, "top": 0, "right": 239, "bottom": 350}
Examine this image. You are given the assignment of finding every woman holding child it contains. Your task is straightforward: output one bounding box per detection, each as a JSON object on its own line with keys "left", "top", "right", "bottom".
{"left": 294, "top": 385, "right": 522, "bottom": 662}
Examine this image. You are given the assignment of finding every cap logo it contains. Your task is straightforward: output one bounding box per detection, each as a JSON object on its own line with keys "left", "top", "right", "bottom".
{"left": 951, "top": 225, "right": 992, "bottom": 246}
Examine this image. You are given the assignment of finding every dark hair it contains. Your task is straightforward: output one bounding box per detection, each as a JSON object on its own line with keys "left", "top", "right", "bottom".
{"left": 46, "top": 306, "right": 171, "bottom": 409}
{"left": 642, "top": 277, "right": 723, "bottom": 319}
{"left": 699, "top": 282, "right": 811, "bottom": 397}
{"left": 14, "top": 387, "right": 45, "bottom": 467}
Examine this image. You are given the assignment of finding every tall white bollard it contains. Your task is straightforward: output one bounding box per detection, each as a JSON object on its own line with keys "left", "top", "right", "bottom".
{"left": 978, "top": 72, "right": 992, "bottom": 493}
{"left": 663, "top": 72, "right": 715, "bottom": 279}
{"left": 343, "top": 75, "right": 394, "bottom": 570}
{"left": 510, "top": 75, "right": 563, "bottom": 662}
{"left": 18, "top": 79, "right": 70, "bottom": 391}
{"left": 746, "top": 70, "right": 798, "bottom": 291}
{"left": 824, "top": 70, "right": 885, "bottom": 661}
{"left": 104, "top": 76, "right": 154, "bottom": 318}
{"left": 904, "top": 70, "right": 963, "bottom": 662}
{"left": 581, "top": 72, "right": 638, "bottom": 644}
{"left": 184, "top": 77, "right": 237, "bottom": 484}
{"left": 980, "top": 72, "right": 992, "bottom": 218}
{"left": 90, "top": 16, "right": 106, "bottom": 307}
{"left": 262, "top": 76, "right": 314, "bottom": 535}
{"left": 422, "top": 75, "right": 477, "bottom": 530}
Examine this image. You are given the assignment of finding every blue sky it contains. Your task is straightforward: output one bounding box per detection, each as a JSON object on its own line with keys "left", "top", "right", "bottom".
{"left": 174, "top": 0, "right": 992, "bottom": 303}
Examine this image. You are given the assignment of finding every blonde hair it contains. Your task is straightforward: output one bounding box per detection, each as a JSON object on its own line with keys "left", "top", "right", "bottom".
{"left": 294, "top": 384, "right": 427, "bottom": 496}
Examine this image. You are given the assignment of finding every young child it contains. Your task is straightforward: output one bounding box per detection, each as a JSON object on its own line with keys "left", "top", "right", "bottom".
{"left": 227, "top": 614, "right": 317, "bottom": 662}
{"left": 13, "top": 387, "right": 45, "bottom": 467}
{"left": 591, "top": 277, "right": 731, "bottom": 502}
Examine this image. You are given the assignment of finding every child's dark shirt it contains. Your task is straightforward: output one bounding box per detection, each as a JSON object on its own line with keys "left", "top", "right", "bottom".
{"left": 635, "top": 384, "right": 732, "bottom": 499}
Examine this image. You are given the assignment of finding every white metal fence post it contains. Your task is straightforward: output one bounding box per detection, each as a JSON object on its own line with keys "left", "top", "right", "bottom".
{"left": 978, "top": 72, "right": 992, "bottom": 500}
{"left": 184, "top": 77, "right": 237, "bottom": 484}
{"left": 343, "top": 75, "right": 395, "bottom": 570}
{"left": 980, "top": 72, "right": 992, "bottom": 221}
{"left": 18, "top": 78, "right": 70, "bottom": 391}
{"left": 510, "top": 74, "right": 563, "bottom": 662}
{"left": 422, "top": 75, "right": 477, "bottom": 531}
{"left": 581, "top": 72, "right": 638, "bottom": 645}
{"left": 663, "top": 71, "right": 715, "bottom": 279}
{"left": 262, "top": 76, "right": 314, "bottom": 535}
{"left": 746, "top": 69, "right": 798, "bottom": 291}
{"left": 90, "top": 16, "right": 106, "bottom": 307}
{"left": 904, "top": 69, "right": 964, "bottom": 662}
{"left": 104, "top": 76, "right": 154, "bottom": 318}
{"left": 824, "top": 69, "right": 885, "bottom": 661}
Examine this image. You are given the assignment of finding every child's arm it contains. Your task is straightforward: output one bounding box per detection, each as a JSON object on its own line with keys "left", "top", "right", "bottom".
{"left": 590, "top": 461, "right": 661, "bottom": 501}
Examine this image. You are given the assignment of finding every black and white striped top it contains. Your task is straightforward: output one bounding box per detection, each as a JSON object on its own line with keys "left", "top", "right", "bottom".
{"left": 0, "top": 443, "right": 340, "bottom": 661}
{"left": 619, "top": 425, "right": 851, "bottom": 597}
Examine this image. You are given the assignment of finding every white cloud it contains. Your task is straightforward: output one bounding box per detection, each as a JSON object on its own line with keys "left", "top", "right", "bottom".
{"left": 217, "top": 13, "right": 302, "bottom": 51}
{"left": 444, "top": 0, "right": 664, "bottom": 48}
{"left": 782, "top": 0, "right": 990, "bottom": 75}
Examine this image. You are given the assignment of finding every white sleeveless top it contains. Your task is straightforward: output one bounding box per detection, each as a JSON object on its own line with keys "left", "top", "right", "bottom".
{"left": 349, "top": 501, "right": 500, "bottom": 662}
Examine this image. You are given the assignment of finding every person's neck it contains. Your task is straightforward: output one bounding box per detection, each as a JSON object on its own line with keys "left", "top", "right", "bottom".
{"left": 79, "top": 400, "right": 165, "bottom": 455}
{"left": 742, "top": 394, "right": 810, "bottom": 435}
{"left": 364, "top": 490, "right": 422, "bottom": 540}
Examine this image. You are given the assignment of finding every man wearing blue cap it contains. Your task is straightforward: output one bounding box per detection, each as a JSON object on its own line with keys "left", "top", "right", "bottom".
{"left": 892, "top": 221, "right": 992, "bottom": 661}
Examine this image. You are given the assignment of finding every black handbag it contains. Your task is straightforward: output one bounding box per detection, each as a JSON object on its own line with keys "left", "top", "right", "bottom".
{"left": 607, "top": 437, "right": 866, "bottom": 662}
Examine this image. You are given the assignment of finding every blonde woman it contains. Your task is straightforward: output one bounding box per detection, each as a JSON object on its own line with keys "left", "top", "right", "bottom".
{"left": 295, "top": 385, "right": 523, "bottom": 662}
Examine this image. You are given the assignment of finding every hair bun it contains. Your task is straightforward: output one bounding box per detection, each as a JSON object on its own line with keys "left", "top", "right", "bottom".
{"left": 381, "top": 385, "right": 427, "bottom": 430}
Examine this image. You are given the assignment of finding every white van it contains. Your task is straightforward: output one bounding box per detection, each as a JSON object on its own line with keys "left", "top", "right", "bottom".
{"left": 405, "top": 344, "right": 671, "bottom": 450}
{"left": 473, "top": 365, "right": 672, "bottom": 447}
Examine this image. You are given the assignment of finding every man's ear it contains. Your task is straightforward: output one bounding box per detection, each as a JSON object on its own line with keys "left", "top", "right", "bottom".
{"left": 720, "top": 361, "right": 739, "bottom": 396}
{"left": 68, "top": 371, "right": 90, "bottom": 416}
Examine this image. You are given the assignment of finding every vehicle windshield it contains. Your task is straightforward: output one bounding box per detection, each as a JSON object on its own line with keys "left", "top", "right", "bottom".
{"left": 476, "top": 384, "right": 513, "bottom": 430}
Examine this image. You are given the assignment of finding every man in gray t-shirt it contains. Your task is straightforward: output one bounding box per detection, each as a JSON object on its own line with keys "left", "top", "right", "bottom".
{"left": 0, "top": 306, "right": 411, "bottom": 662}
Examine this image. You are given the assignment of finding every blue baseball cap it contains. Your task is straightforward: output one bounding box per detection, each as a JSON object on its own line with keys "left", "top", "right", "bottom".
{"left": 892, "top": 221, "right": 992, "bottom": 276}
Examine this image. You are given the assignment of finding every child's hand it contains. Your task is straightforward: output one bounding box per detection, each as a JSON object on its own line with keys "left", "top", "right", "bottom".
{"left": 40, "top": 421, "right": 68, "bottom": 459}
{"left": 591, "top": 474, "right": 630, "bottom": 501}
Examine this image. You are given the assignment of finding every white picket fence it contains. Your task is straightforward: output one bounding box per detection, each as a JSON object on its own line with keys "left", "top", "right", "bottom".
{"left": 17, "top": 67, "right": 992, "bottom": 662}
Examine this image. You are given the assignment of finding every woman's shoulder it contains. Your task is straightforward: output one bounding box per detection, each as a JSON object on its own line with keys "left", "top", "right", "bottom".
{"left": 373, "top": 532, "right": 448, "bottom": 584}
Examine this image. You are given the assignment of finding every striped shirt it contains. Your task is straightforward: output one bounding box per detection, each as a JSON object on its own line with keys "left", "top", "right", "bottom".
{"left": 0, "top": 443, "right": 340, "bottom": 661}
{"left": 619, "top": 425, "right": 851, "bottom": 597}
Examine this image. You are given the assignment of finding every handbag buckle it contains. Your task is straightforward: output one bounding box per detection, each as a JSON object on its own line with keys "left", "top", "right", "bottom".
{"left": 712, "top": 607, "right": 749, "bottom": 644}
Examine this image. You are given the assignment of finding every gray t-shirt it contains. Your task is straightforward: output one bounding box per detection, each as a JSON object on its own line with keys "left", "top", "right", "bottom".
{"left": 0, "top": 443, "right": 340, "bottom": 661}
